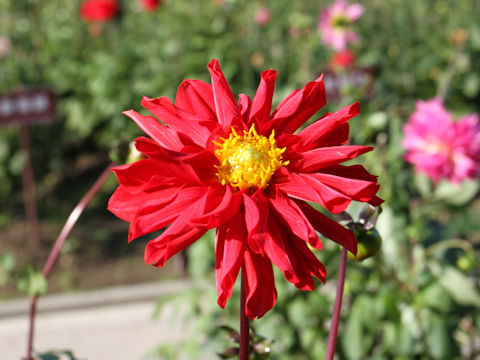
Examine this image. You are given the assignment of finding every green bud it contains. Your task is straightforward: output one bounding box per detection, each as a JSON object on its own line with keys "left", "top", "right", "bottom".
{"left": 348, "top": 225, "right": 382, "bottom": 262}
{"left": 457, "top": 253, "right": 475, "bottom": 271}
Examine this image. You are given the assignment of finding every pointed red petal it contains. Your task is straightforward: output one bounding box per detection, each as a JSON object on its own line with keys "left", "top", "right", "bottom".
{"left": 243, "top": 247, "right": 277, "bottom": 319}
{"left": 144, "top": 219, "right": 207, "bottom": 268}
{"left": 110, "top": 159, "right": 161, "bottom": 191}
{"left": 268, "top": 189, "right": 321, "bottom": 248}
{"left": 242, "top": 189, "right": 269, "bottom": 255}
{"left": 263, "top": 216, "right": 325, "bottom": 290}
{"left": 191, "top": 185, "right": 243, "bottom": 228}
{"left": 312, "top": 172, "right": 380, "bottom": 203}
{"left": 207, "top": 59, "right": 242, "bottom": 127}
{"left": 276, "top": 169, "right": 352, "bottom": 213}
{"left": 250, "top": 69, "right": 276, "bottom": 128}
{"left": 296, "top": 201, "right": 357, "bottom": 254}
{"left": 175, "top": 79, "right": 216, "bottom": 120}
{"left": 141, "top": 96, "right": 216, "bottom": 147}
{"left": 238, "top": 94, "right": 252, "bottom": 121}
{"left": 265, "top": 75, "right": 326, "bottom": 135}
{"left": 215, "top": 212, "right": 246, "bottom": 308}
{"left": 123, "top": 110, "right": 186, "bottom": 152}
{"left": 128, "top": 185, "right": 205, "bottom": 241}
{"left": 292, "top": 145, "right": 373, "bottom": 172}
{"left": 295, "top": 102, "right": 359, "bottom": 150}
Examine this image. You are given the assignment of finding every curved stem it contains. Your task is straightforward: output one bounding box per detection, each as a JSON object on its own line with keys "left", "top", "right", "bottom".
{"left": 326, "top": 247, "right": 348, "bottom": 360}
{"left": 239, "top": 267, "right": 250, "bottom": 360}
{"left": 25, "top": 163, "right": 114, "bottom": 360}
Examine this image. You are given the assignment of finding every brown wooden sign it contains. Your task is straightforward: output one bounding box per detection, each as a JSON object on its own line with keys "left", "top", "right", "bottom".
{"left": 0, "top": 88, "right": 56, "bottom": 126}
{"left": 323, "top": 68, "right": 375, "bottom": 101}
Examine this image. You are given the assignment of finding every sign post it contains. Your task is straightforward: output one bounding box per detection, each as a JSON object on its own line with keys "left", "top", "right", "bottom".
{"left": 0, "top": 88, "right": 56, "bottom": 246}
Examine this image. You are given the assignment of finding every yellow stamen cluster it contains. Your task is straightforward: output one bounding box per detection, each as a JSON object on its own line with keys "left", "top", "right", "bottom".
{"left": 214, "top": 125, "right": 288, "bottom": 190}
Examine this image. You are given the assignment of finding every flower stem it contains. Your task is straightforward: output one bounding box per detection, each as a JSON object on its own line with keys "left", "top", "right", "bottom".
{"left": 25, "top": 163, "right": 114, "bottom": 360}
{"left": 325, "top": 247, "right": 348, "bottom": 360}
{"left": 239, "top": 267, "right": 249, "bottom": 360}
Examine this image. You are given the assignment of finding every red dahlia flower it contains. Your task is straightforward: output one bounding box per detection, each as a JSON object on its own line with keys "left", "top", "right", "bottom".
{"left": 108, "top": 60, "right": 382, "bottom": 319}
{"left": 329, "top": 49, "right": 356, "bottom": 71}
{"left": 80, "top": 0, "right": 118, "bottom": 22}
{"left": 140, "top": 0, "right": 161, "bottom": 12}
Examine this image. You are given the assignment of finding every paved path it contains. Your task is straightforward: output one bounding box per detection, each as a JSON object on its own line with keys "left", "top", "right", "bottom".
{"left": 0, "top": 281, "right": 198, "bottom": 360}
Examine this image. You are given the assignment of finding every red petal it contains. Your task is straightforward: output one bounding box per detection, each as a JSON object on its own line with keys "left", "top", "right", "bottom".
{"left": 243, "top": 247, "right": 277, "bottom": 319}
{"left": 277, "top": 169, "right": 352, "bottom": 213}
{"left": 291, "top": 145, "right": 373, "bottom": 172}
{"left": 268, "top": 189, "right": 321, "bottom": 248}
{"left": 141, "top": 96, "right": 216, "bottom": 147}
{"left": 191, "top": 185, "right": 243, "bottom": 228}
{"left": 144, "top": 218, "right": 207, "bottom": 267}
{"left": 238, "top": 94, "right": 252, "bottom": 121}
{"left": 312, "top": 172, "right": 380, "bottom": 203}
{"left": 108, "top": 185, "right": 178, "bottom": 223}
{"left": 242, "top": 189, "right": 269, "bottom": 255}
{"left": 250, "top": 69, "right": 276, "bottom": 129}
{"left": 295, "top": 102, "right": 359, "bottom": 151}
{"left": 265, "top": 75, "right": 326, "bottom": 135}
{"left": 123, "top": 110, "right": 187, "bottom": 152}
{"left": 215, "top": 212, "right": 246, "bottom": 308}
{"left": 128, "top": 185, "right": 205, "bottom": 241}
{"left": 296, "top": 201, "right": 357, "bottom": 254}
{"left": 263, "top": 216, "right": 325, "bottom": 290}
{"left": 369, "top": 196, "right": 384, "bottom": 207}
{"left": 175, "top": 79, "right": 216, "bottom": 120}
{"left": 207, "top": 59, "right": 242, "bottom": 127}
{"left": 111, "top": 159, "right": 161, "bottom": 191}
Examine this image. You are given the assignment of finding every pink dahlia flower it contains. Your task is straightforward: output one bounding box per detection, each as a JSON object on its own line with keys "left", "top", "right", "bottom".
{"left": 318, "top": 0, "right": 364, "bottom": 51}
{"left": 403, "top": 98, "right": 480, "bottom": 183}
{"left": 254, "top": 7, "right": 271, "bottom": 27}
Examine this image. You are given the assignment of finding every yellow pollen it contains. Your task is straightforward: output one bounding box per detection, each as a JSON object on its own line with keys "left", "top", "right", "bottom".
{"left": 214, "top": 125, "right": 289, "bottom": 190}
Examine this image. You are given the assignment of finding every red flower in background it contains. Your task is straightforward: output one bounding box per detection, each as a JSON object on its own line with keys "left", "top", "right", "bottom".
{"left": 80, "top": 0, "right": 118, "bottom": 22}
{"left": 108, "top": 60, "right": 382, "bottom": 319}
{"left": 329, "top": 49, "right": 356, "bottom": 71}
{"left": 140, "top": 0, "right": 161, "bottom": 12}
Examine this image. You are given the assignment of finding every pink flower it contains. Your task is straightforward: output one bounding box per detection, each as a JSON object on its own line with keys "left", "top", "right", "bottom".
{"left": 403, "top": 98, "right": 480, "bottom": 183}
{"left": 254, "top": 7, "right": 270, "bottom": 26}
{"left": 318, "top": 0, "right": 364, "bottom": 51}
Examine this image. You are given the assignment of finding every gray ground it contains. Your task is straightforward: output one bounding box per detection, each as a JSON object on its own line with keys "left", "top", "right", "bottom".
{"left": 0, "top": 281, "right": 194, "bottom": 360}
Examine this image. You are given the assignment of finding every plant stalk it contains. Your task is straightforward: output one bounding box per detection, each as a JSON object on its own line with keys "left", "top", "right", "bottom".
{"left": 25, "top": 163, "right": 114, "bottom": 360}
{"left": 325, "top": 247, "right": 348, "bottom": 360}
{"left": 239, "top": 267, "right": 250, "bottom": 360}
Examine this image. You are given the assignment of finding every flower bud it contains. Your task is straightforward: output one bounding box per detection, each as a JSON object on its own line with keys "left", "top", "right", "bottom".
{"left": 348, "top": 224, "right": 382, "bottom": 261}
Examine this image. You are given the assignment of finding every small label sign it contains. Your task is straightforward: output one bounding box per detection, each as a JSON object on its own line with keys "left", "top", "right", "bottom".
{"left": 0, "top": 88, "right": 56, "bottom": 126}
{"left": 323, "top": 68, "right": 375, "bottom": 101}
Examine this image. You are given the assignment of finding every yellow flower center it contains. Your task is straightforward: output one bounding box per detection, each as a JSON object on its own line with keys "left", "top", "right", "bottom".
{"left": 214, "top": 125, "right": 288, "bottom": 190}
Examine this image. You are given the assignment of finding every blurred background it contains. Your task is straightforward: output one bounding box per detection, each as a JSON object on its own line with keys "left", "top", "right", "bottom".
{"left": 0, "top": 0, "right": 479, "bottom": 359}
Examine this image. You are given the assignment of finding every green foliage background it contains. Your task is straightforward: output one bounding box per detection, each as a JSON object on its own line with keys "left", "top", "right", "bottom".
{"left": 1, "top": 0, "right": 480, "bottom": 359}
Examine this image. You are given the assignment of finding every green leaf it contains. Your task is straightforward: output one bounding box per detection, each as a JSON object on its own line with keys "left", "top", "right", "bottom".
{"left": 424, "top": 312, "right": 451, "bottom": 359}
{"left": 0, "top": 253, "right": 15, "bottom": 286}
{"left": 342, "top": 295, "right": 380, "bottom": 360}
{"left": 36, "top": 350, "right": 77, "bottom": 360}
{"left": 463, "top": 73, "right": 480, "bottom": 98}
{"left": 439, "top": 266, "right": 480, "bottom": 307}
{"left": 416, "top": 282, "right": 452, "bottom": 313}
{"left": 16, "top": 267, "right": 47, "bottom": 297}
{"left": 433, "top": 180, "right": 479, "bottom": 206}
